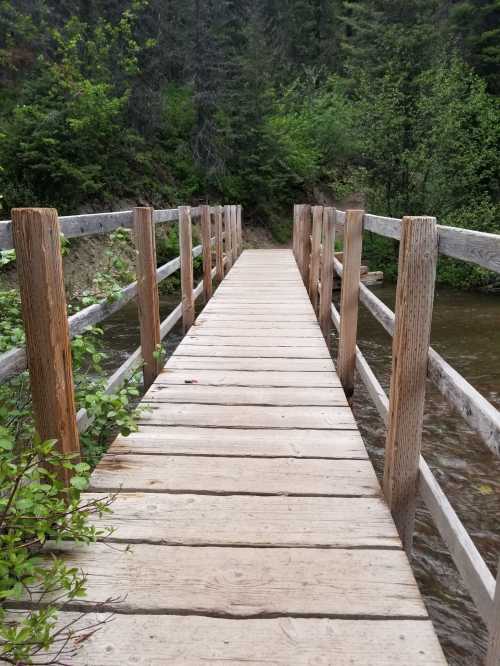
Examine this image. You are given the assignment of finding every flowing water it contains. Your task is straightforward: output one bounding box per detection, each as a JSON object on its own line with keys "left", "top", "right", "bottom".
{"left": 99, "top": 283, "right": 499, "bottom": 666}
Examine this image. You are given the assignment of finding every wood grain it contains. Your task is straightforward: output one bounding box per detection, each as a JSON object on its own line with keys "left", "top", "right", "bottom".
{"left": 300, "top": 204, "right": 312, "bottom": 286}
{"left": 46, "top": 543, "right": 428, "bottom": 617}
{"left": 46, "top": 614, "right": 447, "bottom": 665}
{"left": 214, "top": 205, "right": 224, "bottom": 281}
{"left": 319, "top": 207, "right": 335, "bottom": 347}
{"left": 144, "top": 384, "right": 348, "bottom": 406}
{"left": 138, "top": 403, "right": 357, "bottom": 429}
{"left": 179, "top": 206, "right": 195, "bottom": 332}
{"left": 110, "top": 425, "right": 367, "bottom": 458}
{"left": 200, "top": 204, "right": 213, "bottom": 302}
{"left": 224, "top": 205, "right": 232, "bottom": 270}
{"left": 337, "top": 210, "right": 364, "bottom": 397}
{"left": 166, "top": 356, "right": 335, "bottom": 371}
{"left": 308, "top": 206, "right": 323, "bottom": 312}
{"left": 84, "top": 493, "right": 398, "bottom": 547}
{"left": 11, "top": 208, "right": 80, "bottom": 484}
{"left": 133, "top": 207, "right": 161, "bottom": 390}
{"left": 383, "top": 217, "right": 438, "bottom": 552}
{"left": 174, "top": 343, "right": 331, "bottom": 359}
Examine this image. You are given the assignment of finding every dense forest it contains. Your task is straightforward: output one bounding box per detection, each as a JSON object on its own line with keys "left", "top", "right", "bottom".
{"left": 0, "top": 0, "right": 499, "bottom": 286}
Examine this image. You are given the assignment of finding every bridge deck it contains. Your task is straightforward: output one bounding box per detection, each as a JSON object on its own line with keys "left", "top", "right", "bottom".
{"left": 54, "top": 250, "right": 446, "bottom": 664}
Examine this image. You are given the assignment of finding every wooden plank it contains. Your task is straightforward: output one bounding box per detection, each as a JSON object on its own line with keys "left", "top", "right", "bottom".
{"left": 84, "top": 493, "right": 399, "bottom": 547}
{"left": 337, "top": 210, "right": 364, "bottom": 397}
{"left": 44, "top": 543, "right": 428, "bottom": 617}
{"left": 319, "top": 207, "right": 335, "bottom": 346}
{"left": 187, "top": 327, "right": 324, "bottom": 338}
{"left": 200, "top": 204, "right": 213, "bottom": 302}
{"left": 179, "top": 206, "right": 195, "bottom": 332}
{"left": 90, "top": 455, "right": 380, "bottom": 496}
{"left": 47, "top": 614, "right": 447, "bottom": 665}
{"left": 167, "top": 357, "right": 334, "bottom": 371}
{"left": 184, "top": 334, "right": 326, "bottom": 346}
{"left": 192, "top": 320, "right": 322, "bottom": 332}
{"left": 173, "top": 344, "right": 331, "bottom": 359}
{"left": 11, "top": 208, "right": 80, "bottom": 484}
{"left": 144, "top": 384, "right": 347, "bottom": 406}
{"left": 231, "top": 204, "right": 238, "bottom": 263}
{"left": 383, "top": 216, "right": 438, "bottom": 553}
{"left": 110, "top": 425, "right": 367, "bottom": 458}
{"left": 156, "top": 368, "right": 340, "bottom": 387}
{"left": 308, "top": 206, "right": 323, "bottom": 312}
{"left": 138, "top": 403, "right": 357, "bottom": 429}
{"left": 194, "top": 313, "right": 318, "bottom": 321}
{"left": 133, "top": 207, "right": 161, "bottom": 390}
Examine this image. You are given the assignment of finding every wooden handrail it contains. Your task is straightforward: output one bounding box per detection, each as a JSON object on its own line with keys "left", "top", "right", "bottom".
{"left": 334, "top": 208, "right": 500, "bottom": 274}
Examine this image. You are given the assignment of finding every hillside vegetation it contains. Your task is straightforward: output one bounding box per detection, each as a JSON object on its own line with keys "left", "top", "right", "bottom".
{"left": 0, "top": 0, "right": 499, "bottom": 286}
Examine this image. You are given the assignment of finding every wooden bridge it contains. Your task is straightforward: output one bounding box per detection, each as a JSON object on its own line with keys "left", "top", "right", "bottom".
{"left": 1, "top": 204, "right": 500, "bottom": 664}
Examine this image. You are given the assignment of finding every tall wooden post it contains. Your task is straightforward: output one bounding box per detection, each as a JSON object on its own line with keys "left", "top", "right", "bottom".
{"left": 224, "top": 205, "right": 233, "bottom": 270}
{"left": 299, "top": 204, "right": 312, "bottom": 287}
{"left": 487, "top": 561, "right": 500, "bottom": 666}
{"left": 11, "top": 208, "right": 80, "bottom": 486}
{"left": 200, "top": 204, "right": 213, "bottom": 302}
{"left": 237, "top": 205, "right": 242, "bottom": 255}
{"left": 292, "top": 205, "right": 298, "bottom": 260}
{"left": 179, "top": 206, "right": 195, "bottom": 332}
{"left": 383, "top": 216, "right": 438, "bottom": 553}
{"left": 134, "top": 207, "right": 161, "bottom": 390}
{"left": 215, "top": 205, "right": 224, "bottom": 281}
{"left": 309, "top": 206, "right": 323, "bottom": 313}
{"left": 319, "top": 207, "right": 335, "bottom": 347}
{"left": 231, "top": 205, "right": 238, "bottom": 263}
{"left": 337, "top": 210, "right": 364, "bottom": 397}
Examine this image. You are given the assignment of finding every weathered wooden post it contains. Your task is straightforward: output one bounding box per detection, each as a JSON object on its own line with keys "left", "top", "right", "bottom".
{"left": 292, "top": 205, "right": 298, "bottom": 260}
{"left": 200, "top": 204, "right": 213, "bottom": 302}
{"left": 179, "top": 206, "right": 195, "bottom": 332}
{"left": 224, "top": 205, "right": 233, "bottom": 270}
{"left": 231, "top": 205, "right": 238, "bottom": 263}
{"left": 337, "top": 210, "right": 364, "bottom": 397}
{"left": 487, "top": 562, "right": 500, "bottom": 666}
{"left": 215, "top": 205, "right": 224, "bottom": 281}
{"left": 383, "top": 216, "right": 438, "bottom": 553}
{"left": 237, "top": 205, "right": 243, "bottom": 255}
{"left": 133, "top": 207, "right": 161, "bottom": 390}
{"left": 299, "top": 204, "right": 312, "bottom": 287}
{"left": 319, "top": 207, "right": 335, "bottom": 347}
{"left": 11, "top": 208, "right": 80, "bottom": 486}
{"left": 309, "top": 206, "right": 323, "bottom": 313}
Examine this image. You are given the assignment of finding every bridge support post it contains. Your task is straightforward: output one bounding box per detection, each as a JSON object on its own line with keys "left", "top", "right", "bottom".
{"left": 232, "top": 205, "right": 238, "bottom": 264}
{"left": 179, "top": 206, "right": 195, "bottom": 332}
{"left": 237, "top": 205, "right": 243, "bottom": 255}
{"left": 486, "top": 558, "right": 500, "bottom": 666}
{"left": 215, "top": 205, "right": 224, "bottom": 281}
{"left": 200, "top": 205, "right": 213, "bottom": 303}
{"left": 383, "top": 216, "right": 438, "bottom": 553}
{"left": 292, "top": 205, "right": 299, "bottom": 260}
{"left": 337, "top": 210, "right": 364, "bottom": 397}
{"left": 309, "top": 206, "right": 323, "bottom": 313}
{"left": 299, "top": 204, "right": 312, "bottom": 287}
{"left": 224, "top": 205, "right": 232, "bottom": 271}
{"left": 134, "top": 207, "right": 161, "bottom": 391}
{"left": 11, "top": 207, "right": 80, "bottom": 486}
{"left": 319, "top": 207, "right": 335, "bottom": 348}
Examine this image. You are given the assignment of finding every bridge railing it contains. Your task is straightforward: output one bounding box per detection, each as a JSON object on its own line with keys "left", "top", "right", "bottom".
{"left": 293, "top": 204, "right": 500, "bottom": 666}
{"left": 0, "top": 203, "right": 242, "bottom": 485}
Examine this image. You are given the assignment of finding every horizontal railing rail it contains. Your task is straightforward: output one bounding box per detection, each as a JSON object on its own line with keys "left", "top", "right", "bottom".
{"left": 0, "top": 205, "right": 217, "bottom": 250}
{"left": 293, "top": 203, "right": 499, "bottom": 666}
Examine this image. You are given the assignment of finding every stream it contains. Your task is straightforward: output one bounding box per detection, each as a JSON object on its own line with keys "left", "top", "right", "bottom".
{"left": 99, "top": 282, "right": 499, "bottom": 666}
